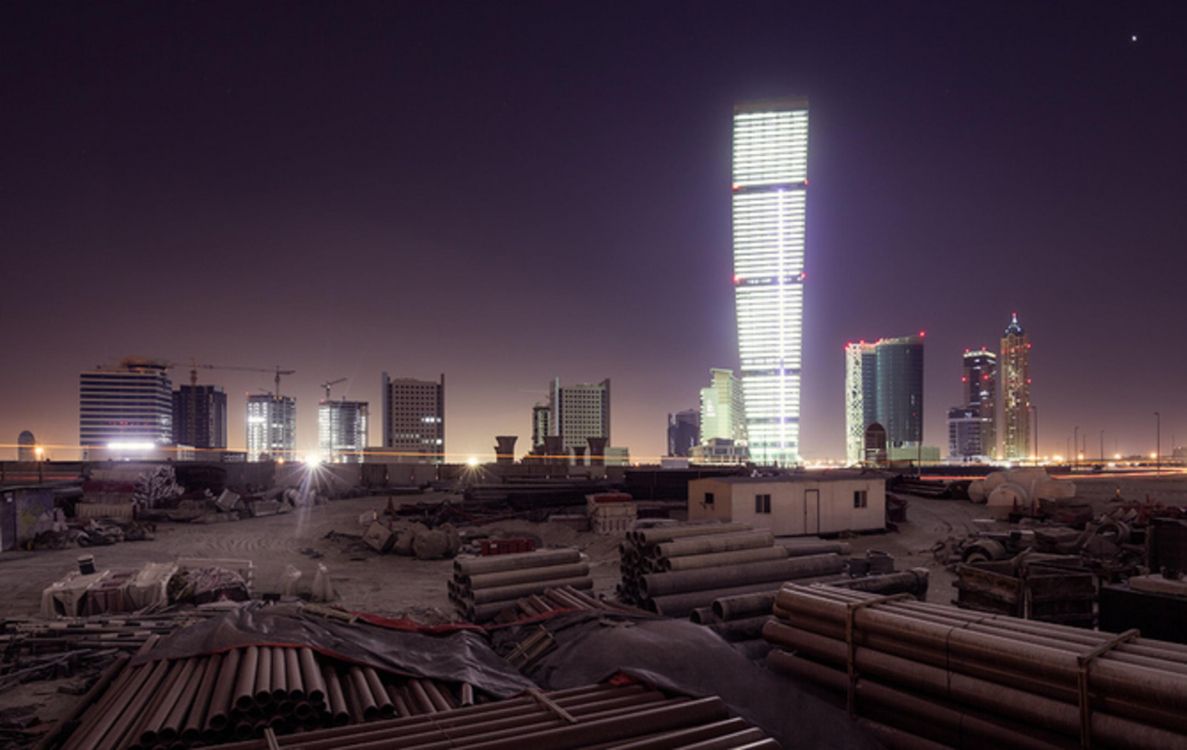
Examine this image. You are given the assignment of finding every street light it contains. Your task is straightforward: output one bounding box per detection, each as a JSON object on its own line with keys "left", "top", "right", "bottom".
{"left": 1073, "top": 426, "right": 1079, "bottom": 471}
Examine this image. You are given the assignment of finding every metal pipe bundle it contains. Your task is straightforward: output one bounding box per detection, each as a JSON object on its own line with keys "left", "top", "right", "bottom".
{"left": 763, "top": 582, "right": 1187, "bottom": 749}
{"left": 450, "top": 548, "right": 593, "bottom": 622}
{"left": 193, "top": 682, "right": 776, "bottom": 750}
{"left": 59, "top": 643, "right": 477, "bottom": 750}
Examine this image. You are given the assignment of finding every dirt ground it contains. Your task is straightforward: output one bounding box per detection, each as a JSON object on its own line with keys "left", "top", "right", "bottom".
{"left": 2, "top": 473, "right": 1183, "bottom": 620}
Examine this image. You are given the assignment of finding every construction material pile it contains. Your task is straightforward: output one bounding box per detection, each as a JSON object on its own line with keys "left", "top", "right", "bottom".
{"left": 618, "top": 523, "right": 848, "bottom": 617}
{"left": 690, "top": 568, "right": 929, "bottom": 659}
{"left": 202, "top": 681, "right": 777, "bottom": 750}
{"left": 763, "top": 582, "right": 1187, "bottom": 749}
{"left": 449, "top": 548, "right": 592, "bottom": 622}
{"left": 60, "top": 641, "right": 475, "bottom": 749}
{"left": 480, "top": 584, "right": 637, "bottom": 625}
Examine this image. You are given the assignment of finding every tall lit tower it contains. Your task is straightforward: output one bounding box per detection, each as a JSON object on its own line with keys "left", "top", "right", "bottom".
{"left": 732, "top": 98, "right": 809, "bottom": 466}
{"left": 1000, "top": 313, "right": 1031, "bottom": 460}
{"left": 962, "top": 349, "right": 997, "bottom": 456}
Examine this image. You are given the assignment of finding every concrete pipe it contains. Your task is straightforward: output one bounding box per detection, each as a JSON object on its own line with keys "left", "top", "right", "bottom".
{"left": 779, "top": 539, "right": 852, "bottom": 557}
{"left": 662, "top": 546, "right": 788, "bottom": 572}
{"left": 707, "top": 616, "right": 771, "bottom": 642}
{"left": 646, "top": 577, "right": 853, "bottom": 619}
{"left": 453, "top": 549, "right": 582, "bottom": 576}
{"left": 654, "top": 531, "right": 774, "bottom": 560}
{"left": 643, "top": 554, "right": 844, "bottom": 597}
{"left": 712, "top": 592, "right": 776, "bottom": 621}
{"left": 689, "top": 607, "right": 718, "bottom": 624}
{"left": 469, "top": 575, "right": 593, "bottom": 605}
{"left": 464, "top": 562, "right": 591, "bottom": 590}
{"left": 630, "top": 523, "right": 751, "bottom": 546}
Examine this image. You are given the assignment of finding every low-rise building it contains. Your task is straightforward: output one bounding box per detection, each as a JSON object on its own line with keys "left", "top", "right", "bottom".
{"left": 687, "top": 472, "right": 886, "bottom": 536}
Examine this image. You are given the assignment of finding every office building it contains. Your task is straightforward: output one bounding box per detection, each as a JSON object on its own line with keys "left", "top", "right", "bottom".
{"left": 667, "top": 409, "right": 699, "bottom": 457}
{"left": 381, "top": 373, "right": 444, "bottom": 463}
{"left": 531, "top": 404, "right": 551, "bottom": 451}
{"left": 1000, "top": 313, "right": 1032, "bottom": 460}
{"left": 172, "top": 384, "right": 228, "bottom": 450}
{"left": 699, "top": 368, "right": 747, "bottom": 446}
{"left": 690, "top": 438, "right": 749, "bottom": 465}
{"left": 246, "top": 394, "right": 297, "bottom": 461}
{"left": 844, "top": 335, "right": 925, "bottom": 463}
{"left": 318, "top": 399, "right": 368, "bottom": 463}
{"left": 948, "top": 407, "right": 993, "bottom": 460}
{"left": 947, "top": 349, "right": 997, "bottom": 461}
{"left": 549, "top": 378, "right": 611, "bottom": 453}
{"left": 79, "top": 358, "right": 173, "bottom": 459}
{"left": 17, "top": 431, "right": 36, "bottom": 461}
{"left": 732, "top": 97, "right": 809, "bottom": 466}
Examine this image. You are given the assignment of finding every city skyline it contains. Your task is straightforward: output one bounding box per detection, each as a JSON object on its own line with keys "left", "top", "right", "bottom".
{"left": 3, "top": 4, "right": 1186, "bottom": 462}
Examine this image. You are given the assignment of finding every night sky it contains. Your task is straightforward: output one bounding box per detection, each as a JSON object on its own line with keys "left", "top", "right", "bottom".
{"left": 2, "top": 2, "right": 1185, "bottom": 462}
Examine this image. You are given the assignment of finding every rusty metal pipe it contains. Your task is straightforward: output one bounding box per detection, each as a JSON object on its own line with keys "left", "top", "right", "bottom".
{"left": 143, "top": 657, "right": 198, "bottom": 744}
{"left": 422, "top": 680, "right": 454, "bottom": 711}
{"left": 254, "top": 646, "right": 274, "bottom": 705}
{"left": 347, "top": 666, "right": 379, "bottom": 720}
{"left": 662, "top": 545, "right": 789, "bottom": 572}
{"left": 464, "top": 563, "right": 591, "bottom": 590}
{"left": 711, "top": 592, "right": 776, "bottom": 621}
{"left": 388, "top": 683, "right": 413, "bottom": 716}
{"left": 233, "top": 646, "right": 260, "bottom": 712}
{"left": 270, "top": 646, "right": 287, "bottom": 700}
{"left": 181, "top": 653, "right": 220, "bottom": 742}
{"left": 469, "top": 576, "right": 593, "bottom": 605}
{"left": 460, "top": 683, "right": 474, "bottom": 707}
{"left": 653, "top": 531, "right": 774, "bottom": 560}
{"left": 643, "top": 554, "right": 843, "bottom": 598}
{"left": 298, "top": 647, "right": 325, "bottom": 703}
{"left": 322, "top": 665, "right": 349, "bottom": 725}
{"left": 630, "top": 523, "right": 750, "bottom": 546}
{"left": 454, "top": 549, "right": 582, "bottom": 576}
{"left": 207, "top": 647, "right": 241, "bottom": 732}
{"left": 363, "top": 667, "right": 394, "bottom": 717}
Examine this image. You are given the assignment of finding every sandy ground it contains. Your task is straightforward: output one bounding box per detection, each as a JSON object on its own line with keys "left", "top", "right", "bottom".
{"left": 3, "top": 474, "right": 1184, "bottom": 619}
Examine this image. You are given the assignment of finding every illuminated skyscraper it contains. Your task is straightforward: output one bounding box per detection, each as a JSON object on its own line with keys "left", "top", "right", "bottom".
{"left": 844, "top": 342, "right": 877, "bottom": 465}
{"left": 381, "top": 373, "right": 445, "bottom": 463}
{"left": 80, "top": 358, "right": 173, "bottom": 459}
{"left": 699, "top": 368, "right": 747, "bottom": 445}
{"left": 948, "top": 349, "right": 997, "bottom": 459}
{"left": 1000, "top": 313, "right": 1031, "bottom": 460}
{"left": 845, "top": 335, "right": 924, "bottom": 462}
{"left": 732, "top": 98, "right": 809, "bottom": 466}
{"left": 318, "top": 399, "right": 368, "bottom": 463}
{"left": 246, "top": 394, "right": 296, "bottom": 461}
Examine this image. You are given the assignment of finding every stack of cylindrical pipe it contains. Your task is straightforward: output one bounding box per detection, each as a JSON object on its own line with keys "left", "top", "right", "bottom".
{"left": 60, "top": 643, "right": 477, "bottom": 750}
{"left": 617, "top": 523, "right": 849, "bottom": 618}
{"left": 763, "top": 583, "right": 1187, "bottom": 750}
{"left": 450, "top": 548, "right": 593, "bottom": 622}
{"left": 483, "top": 584, "right": 639, "bottom": 626}
{"left": 197, "top": 682, "right": 777, "bottom": 750}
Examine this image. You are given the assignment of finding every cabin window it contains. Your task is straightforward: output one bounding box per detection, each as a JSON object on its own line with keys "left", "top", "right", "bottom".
{"left": 755, "top": 494, "right": 771, "bottom": 514}
{"left": 704, "top": 492, "right": 715, "bottom": 506}
{"left": 853, "top": 490, "right": 868, "bottom": 509}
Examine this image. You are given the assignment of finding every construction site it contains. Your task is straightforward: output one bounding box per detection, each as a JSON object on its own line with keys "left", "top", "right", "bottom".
{"left": 1, "top": 460, "right": 1185, "bottom": 750}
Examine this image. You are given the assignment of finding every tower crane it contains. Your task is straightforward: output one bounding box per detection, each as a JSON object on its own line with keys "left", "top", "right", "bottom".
{"left": 184, "top": 361, "right": 296, "bottom": 398}
{"left": 321, "top": 378, "right": 347, "bottom": 401}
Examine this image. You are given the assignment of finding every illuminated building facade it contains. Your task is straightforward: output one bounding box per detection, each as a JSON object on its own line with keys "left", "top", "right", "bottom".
{"left": 699, "top": 368, "right": 747, "bottom": 447}
{"left": 531, "top": 404, "right": 551, "bottom": 451}
{"left": 844, "top": 342, "right": 877, "bottom": 465}
{"left": 172, "top": 384, "right": 227, "bottom": 450}
{"left": 549, "top": 378, "right": 611, "bottom": 453}
{"left": 79, "top": 358, "right": 173, "bottom": 459}
{"left": 946, "top": 349, "right": 997, "bottom": 460}
{"left": 732, "top": 98, "right": 809, "bottom": 466}
{"left": 381, "top": 373, "right": 444, "bottom": 463}
{"left": 318, "top": 399, "right": 368, "bottom": 463}
{"left": 1000, "top": 313, "right": 1032, "bottom": 460}
{"left": 246, "top": 394, "right": 296, "bottom": 461}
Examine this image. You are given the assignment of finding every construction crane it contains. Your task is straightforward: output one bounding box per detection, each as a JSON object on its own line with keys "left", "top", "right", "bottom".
{"left": 180, "top": 361, "right": 296, "bottom": 398}
{"left": 321, "top": 378, "right": 347, "bottom": 401}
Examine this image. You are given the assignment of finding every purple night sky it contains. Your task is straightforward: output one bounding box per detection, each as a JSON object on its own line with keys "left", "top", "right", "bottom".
{"left": 2, "top": 2, "right": 1185, "bottom": 461}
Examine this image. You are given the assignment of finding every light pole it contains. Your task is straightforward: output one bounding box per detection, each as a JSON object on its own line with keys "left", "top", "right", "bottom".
{"left": 1031, "top": 404, "right": 1038, "bottom": 463}
{"left": 1073, "top": 425, "right": 1079, "bottom": 471}
{"left": 1100, "top": 430, "right": 1105, "bottom": 465}
{"left": 1155, "top": 411, "right": 1161, "bottom": 475}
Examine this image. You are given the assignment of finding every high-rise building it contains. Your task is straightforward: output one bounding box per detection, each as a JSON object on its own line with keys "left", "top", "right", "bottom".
{"left": 699, "top": 368, "right": 747, "bottom": 447}
{"left": 79, "top": 358, "right": 173, "bottom": 458}
{"left": 1000, "top": 313, "right": 1032, "bottom": 460}
{"left": 667, "top": 409, "right": 699, "bottom": 457}
{"left": 172, "top": 384, "right": 228, "bottom": 450}
{"left": 17, "top": 431, "right": 36, "bottom": 461}
{"left": 549, "top": 378, "right": 611, "bottom": 453}
{"left": 318, "top": 400, "right": 368, "bottom": 463}
{"left": 381, "top": 373, "right": 444, "bottom": 463}
{"left": 946, "top": 349, "right": 997, "bottom": 460}
{"left": 531, "top": 404, "right": 551, "bottom": 450}
{"left": 732, "top": 98, "right": 809, "bottom": 467}
{"left": 844, "top": 335, "right": 924, "bottom": 462}
{"left": 246, "top": 394, "right": 296, "bottom": 461}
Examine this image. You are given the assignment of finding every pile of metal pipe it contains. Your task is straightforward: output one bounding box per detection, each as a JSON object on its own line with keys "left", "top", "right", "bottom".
{"left": 480, "top": 584, "right": 641, "bottom": 626}
{"left": 199, "top": 682, "right": 777, "bottom": 750}
{"left": 763, "top": 583, "right": 1187, "bottom": 750}
{"left": 59, "top": 643, "right": 475, "bottom": 750}
{"left": 450, "top": 548, "right": 593, "bottom": 622}
{"left": 618, "top": 524, "right": 849, "bottom": 618}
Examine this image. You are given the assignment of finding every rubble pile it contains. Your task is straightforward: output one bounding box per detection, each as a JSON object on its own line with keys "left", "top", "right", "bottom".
{"left": 617, "top": 523, "right": 849, "bottom": 617}
{"left": 449, "top": 549, "right": 592, "bottom": 622}
{"left": 359, "top": 511, "right": 462, "bottom": 560}
{"left": 763, "top": 583, "right": 1187, "bottom": 749}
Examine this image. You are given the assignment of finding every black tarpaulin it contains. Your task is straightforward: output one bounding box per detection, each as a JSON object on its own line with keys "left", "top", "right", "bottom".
{"left": 134, "top": 604, "right": 535, "bottom": 698}
{"left": 502, "top": 611, "right": 882, "bottom": 749}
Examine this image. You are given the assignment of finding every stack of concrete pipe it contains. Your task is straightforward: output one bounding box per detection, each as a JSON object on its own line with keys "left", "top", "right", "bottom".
{"left": 450, "top": 548, "right": 592, "bottom": 622}
{"left": 690, "top": 569, "right": 930, "bottom": 660}
{"left": 764, "top": 583, "right": 1187, "bottom": 750}
{"left": 617, "top": 523, "right": 849, "bottom": 618}
{"left": 60, "top": 641, "right": 472, "bottom": 750}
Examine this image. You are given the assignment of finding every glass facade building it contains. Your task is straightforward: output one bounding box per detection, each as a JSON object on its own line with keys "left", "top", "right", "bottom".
{"left": 172, "top": 384, "right": 228, "bottom": 450}
{"left": 318, "top": 399, "right": 368, "bottom": 463}
{"left": 246, "top": 394, "right": 297, "bottom": 461}
{"left": 732, "top": 98, "right": 809, "bottom": 466}
{"left": 1000, "top": 314, "right": 1032, "bottom": 460}
{"left": 844, "top": 335, "right": 925, "bottom": 463}
{"left": 79, "top": 358, "right": 173, "bottom": 458}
